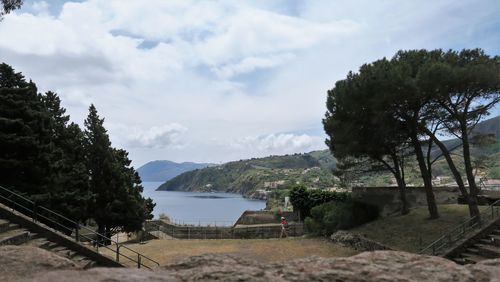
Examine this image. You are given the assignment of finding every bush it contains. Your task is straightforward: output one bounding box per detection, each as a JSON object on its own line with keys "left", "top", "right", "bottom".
{"left": 289, "top": 185, "right": 350, "bottom": 220}
{"left": 158, "top": 213, "right": 171, "bottom": 222}
{"left": 305, "top": 199, "right": 378, "bottom": 236}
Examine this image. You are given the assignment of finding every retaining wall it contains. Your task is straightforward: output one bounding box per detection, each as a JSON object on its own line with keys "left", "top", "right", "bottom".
{"left": 234, "top": 210, "right": 298, "bottom": 225}
{"left": 146, "top": 220, "right": 304, "bottom": 239}
{"left": 352, "top": 186, "right": 460, "bottom": 216}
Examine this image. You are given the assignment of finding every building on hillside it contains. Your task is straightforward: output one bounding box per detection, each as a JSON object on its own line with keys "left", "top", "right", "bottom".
{"left": 263, "top": 180, "right": 285, "bottom": 189}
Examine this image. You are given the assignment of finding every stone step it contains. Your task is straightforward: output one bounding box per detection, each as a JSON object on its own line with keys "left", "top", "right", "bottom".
{"left": 460, "top": 253, "right": 486, "bottom": 264}
{"left": 0, "top": 219, "right": 10, "bottom": 233}
{"left": 451, "top": 257, "right": 467, "bottom": 265}
{"left": 54, "top": 248, "right": 77, "bottom": 259}
{"left": 0, "top": 229, "right": 30, "bottom": 245}
{"left": 475, "top": 244, "right": 500, "bottom": 259}
{"left": 51, "top": 246, "right": 68, "bottom": 253}
{"left": 491, "top": 229, "right": 500, "bottom": 236}
{"left": 464, "top": 247, "right": 480, "bottom": 255}
{"left": 79, "top": 259, "right": 97, "bottom": 269}
{"left": 71, "top": 255, "right": 97, "bottom": 269}
{"left": 24, "top": 237, "right": 51, "bottom": 248}
{"left": 40, "top": 241, "right": 60, "bottom": 250}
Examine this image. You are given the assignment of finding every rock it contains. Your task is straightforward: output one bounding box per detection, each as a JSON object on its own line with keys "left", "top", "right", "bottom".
{"left": 3, "top": 246, "right": 500, "bottom": 281}
{"left": 33, "top": 268, "right": 179, "bottom": 282}
{"left": 0, "top": 245, "right": 77, "bottom": 281}
{"left": 330, "top": 230, "right": 392, "bottom": 251}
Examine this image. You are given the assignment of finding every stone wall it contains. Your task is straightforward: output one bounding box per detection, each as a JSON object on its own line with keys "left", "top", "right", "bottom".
{"left": 352, "top": 186, "right": 460, "bottom": 216}
{"left": 146, "top": 220, "right": 304, "bottom": 239}
{"left": 234, "top": 210, "right": 298, "bottom": 225}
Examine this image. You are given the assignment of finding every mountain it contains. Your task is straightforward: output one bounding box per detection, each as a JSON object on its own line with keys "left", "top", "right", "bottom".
{"left": 156, "top": 151, "right": 337, "bottom": 197}
{"left": 157, "top": 116, "right": 499, "bottom": 196}
{"left": 137, "top": 160, "right": 211, "bottom": 182}
{"left": 472, "top": 115, "right": 500, "bottom": 138}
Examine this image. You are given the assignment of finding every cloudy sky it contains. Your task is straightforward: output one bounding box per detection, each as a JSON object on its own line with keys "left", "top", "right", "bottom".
{"left": 1, "top": 0, "right": 499, "bottom": 166}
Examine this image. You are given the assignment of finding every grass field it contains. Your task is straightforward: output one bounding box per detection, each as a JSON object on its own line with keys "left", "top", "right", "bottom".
{"left": 352, "top": 204, "right": 471, "bottom": 252}
{"left": 101, "top": 237, "right": 358, "bottom": 267}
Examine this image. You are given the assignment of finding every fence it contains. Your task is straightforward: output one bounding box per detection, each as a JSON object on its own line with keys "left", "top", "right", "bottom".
{"left": 0, "top": 185, "right": 159, "bottom": 269}
{"left": 145, "top": 220, "right": 305, "bottom": 240}
{"left": 419, "top": 199, "right": 500, "bottom": 256}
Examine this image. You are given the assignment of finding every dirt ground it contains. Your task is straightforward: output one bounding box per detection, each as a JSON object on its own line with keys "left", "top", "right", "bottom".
{"left": 101, "top": 237, "right": 358, "bottom": 267}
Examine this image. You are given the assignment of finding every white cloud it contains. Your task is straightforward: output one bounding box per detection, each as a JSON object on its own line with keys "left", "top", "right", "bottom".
{"left": 231, "top": 133, "right": 324, "bottom": 154}
{"left": 123, "top": 123, "right": 188, "bottom": 149}
{"left": 0, "top": 0, "right": 497, "bottom": 165}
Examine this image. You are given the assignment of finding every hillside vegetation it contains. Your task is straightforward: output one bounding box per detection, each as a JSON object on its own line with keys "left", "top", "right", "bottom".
{"left": 157, "top": 116, "right": 499, "bottom": 197}
{"left": 157, "top": 151, "right": 338, "bottom": 197}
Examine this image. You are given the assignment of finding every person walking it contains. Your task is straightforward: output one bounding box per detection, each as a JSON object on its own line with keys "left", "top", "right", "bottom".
{"left": 280, "top": 216, "right": 288, "bottom": 238}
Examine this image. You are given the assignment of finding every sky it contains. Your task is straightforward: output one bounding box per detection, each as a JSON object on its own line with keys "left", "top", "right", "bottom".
{"left": 1, "top": 0, "right": 499, "bottom": 167}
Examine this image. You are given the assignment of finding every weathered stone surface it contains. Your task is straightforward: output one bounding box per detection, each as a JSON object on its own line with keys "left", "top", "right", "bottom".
{"left": 3, "top": 245, "right": 500, "bottom": 281}
{"left": 331, "top": 230, "right": 392, "bottom": 251}
{"left": 0, "top": 245, "right": 77, "bottom": 281}
{"left": 33, "top": 268, "right": 179, "bottom": 282}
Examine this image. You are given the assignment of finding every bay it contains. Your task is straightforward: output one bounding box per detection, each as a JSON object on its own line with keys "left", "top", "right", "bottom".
{"left": 141, "top": 182, "right": 266, "bottom": 226}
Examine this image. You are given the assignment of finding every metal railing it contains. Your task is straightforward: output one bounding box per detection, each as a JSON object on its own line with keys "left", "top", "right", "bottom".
{"left": 419, "top": 199, "right": 500, "bottom": 256}
{"left": 0, "top": 185, "right": 160, "bottom": 269}
{"left": 145, "top": 220, "right": 305, "bottom": 240}
{"left": 479, "top": 178, "right": 500, "bottom": 191}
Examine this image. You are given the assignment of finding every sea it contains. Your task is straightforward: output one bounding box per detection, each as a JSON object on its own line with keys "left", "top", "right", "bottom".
{"left": 141, "top": 182, "right": 266, "bottom": 226}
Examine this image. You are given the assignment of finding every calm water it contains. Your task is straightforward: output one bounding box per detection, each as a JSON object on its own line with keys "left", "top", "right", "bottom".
{"left": 141, "top": 182, "right": 266, "bottom": 226}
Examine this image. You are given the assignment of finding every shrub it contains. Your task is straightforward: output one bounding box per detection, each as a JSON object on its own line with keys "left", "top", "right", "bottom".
{"left": 305, "top": 199, "right": 378, "bottom": 236}
{"left": 289, "top": 185, "right": 350, "bottom": 220}
{"left": 158, "top": 213, "right": 171, "bottom": 222}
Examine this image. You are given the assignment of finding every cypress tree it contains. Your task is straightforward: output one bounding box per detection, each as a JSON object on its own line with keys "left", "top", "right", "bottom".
{"left": 0, "top": 63, "right": 52, "bottom": 196}
{"left": 84, "top": 104, "right": 154, "bottom": 243}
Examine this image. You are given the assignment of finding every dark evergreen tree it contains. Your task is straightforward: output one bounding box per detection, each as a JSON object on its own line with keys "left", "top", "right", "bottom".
{"left": 324, "top": 60, "right": 414, "bottom": 215}
{"left": 42, "top": 91, "right": 93, "bottom": 225}
{"left": 0, "top": 0, "right": 22, "bottom": 19}
{"left": 84, "top": 104, "right": 154, "bottom": 243}
{"left": 417, "top": 49, "right": 500, "bottom": 219}
{"left": 0, "top": 63, "right": 52, "bottom": 197}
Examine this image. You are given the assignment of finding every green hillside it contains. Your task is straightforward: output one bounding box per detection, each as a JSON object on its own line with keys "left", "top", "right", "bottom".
{"left": 157, "top": 116, "right": 500, "bottom": 197}
{"left": 156, "top": 150, "right": 338, "bottom": 197}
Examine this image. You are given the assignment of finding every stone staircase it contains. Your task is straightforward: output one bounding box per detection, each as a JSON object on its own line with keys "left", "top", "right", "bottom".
{"left": 451, "top": 226, "right": 500, "bottom": 264}
{"left": 0, "top": 218, "right": 97, "bottom": 269}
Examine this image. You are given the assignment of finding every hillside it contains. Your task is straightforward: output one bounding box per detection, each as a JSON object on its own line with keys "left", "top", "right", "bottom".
{"left": 137, "top": 160, "right": 211, "bottom": 182}
{"left": 157, "top": 116, "right": 499, "bottom": 196}
{"left": 157, "top": 151, "right": 337, "bottom": 197}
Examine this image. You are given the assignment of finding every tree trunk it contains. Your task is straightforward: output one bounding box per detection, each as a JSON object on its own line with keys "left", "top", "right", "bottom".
{"left": 423, "top": 128, "right": 480, "bottom": 218}
{"left": 410, "top": 131, "right": 439, "bottom": 219}
{"left": 392, "top": 155, "right": 409, "bottom": 215}
{"left": 460, "top": 123, "right": 481, "bottom": 221}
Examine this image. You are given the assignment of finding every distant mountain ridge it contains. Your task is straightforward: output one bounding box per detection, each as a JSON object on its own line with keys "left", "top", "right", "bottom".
{"left": 472, "top": 115, "right": 500, "bottom": 138}
{"left": 156, "top": 150, "right": 337, "bottom": 197}
{"left": 156, "top": 116, "right": 499, "bottom": 196}
{"left": 137, "top": 160, "right": 211, "bottom": 182}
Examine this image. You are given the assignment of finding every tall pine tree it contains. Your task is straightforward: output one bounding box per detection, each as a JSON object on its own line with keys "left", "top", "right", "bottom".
{"left": 0, "top": 63, "right": 52, "bottom": 196}
{"left": 84, "top": 104, "right": 154, "bottom": 243}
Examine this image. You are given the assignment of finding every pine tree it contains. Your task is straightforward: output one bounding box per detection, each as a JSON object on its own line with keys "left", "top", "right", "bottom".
{"left": 42, "top": 91, "right": 93, "bottom": 226}
{"left": 83, "top": 105, "right": 154, "bottom": 243}
{"left": 0, "top": 63, "right": 52, "bottom": 196}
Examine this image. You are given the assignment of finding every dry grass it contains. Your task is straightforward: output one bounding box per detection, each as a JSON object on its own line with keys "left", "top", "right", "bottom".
{"left": 352, "top": 204, "right": 471, "bottom": 252}
{"left": 100, "top": 237, "right": 358, "bottom": 267}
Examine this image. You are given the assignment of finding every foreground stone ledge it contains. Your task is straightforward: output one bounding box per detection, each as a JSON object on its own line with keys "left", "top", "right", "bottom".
{"left": 2, "top": 246, "right": 499, "bottom": 281}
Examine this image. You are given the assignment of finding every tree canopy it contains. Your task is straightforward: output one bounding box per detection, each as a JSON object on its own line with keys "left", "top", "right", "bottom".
{"left": 0, "top": 63, "right": 154, "bottom": 240}
{"left": 324, "top": 49, "right": 499, "bottom": 219}
{"left": 1, "top": 0, "right": 22, "bottom": 19}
